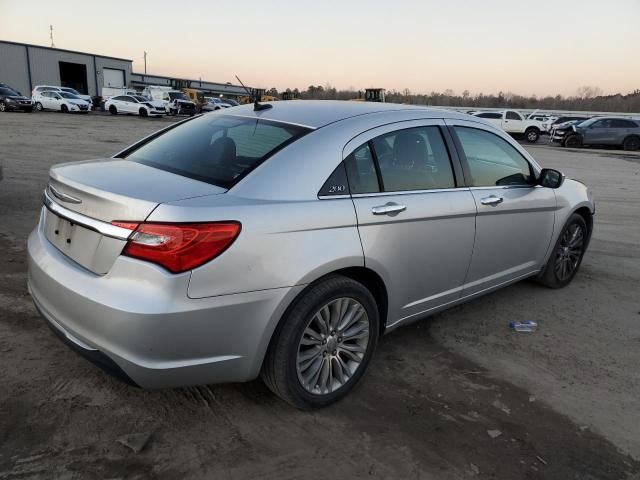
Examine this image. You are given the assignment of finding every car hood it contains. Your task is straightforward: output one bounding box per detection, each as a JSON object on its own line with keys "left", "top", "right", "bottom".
{"left": 69, "top": 99, "right": 89, "bottom": 105}
{"left": 6, "top": 95, "right": 29, "bottom": 101}
{"left": 145, "top": 100, "right": 166, "bottom": 108}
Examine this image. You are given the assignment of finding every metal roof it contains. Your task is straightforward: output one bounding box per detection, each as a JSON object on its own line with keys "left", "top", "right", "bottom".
{"left": 0, "top": 39, "right": 132, "bottom": 62}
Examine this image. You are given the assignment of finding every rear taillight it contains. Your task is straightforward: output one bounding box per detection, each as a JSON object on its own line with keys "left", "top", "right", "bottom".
{"left": 112, "top": 222, "right": 241, "bottom": 273}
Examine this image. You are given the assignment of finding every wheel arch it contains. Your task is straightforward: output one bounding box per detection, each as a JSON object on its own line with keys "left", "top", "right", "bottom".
{"left": 252, "top": 265, "right": 390, "bottom": 380}
{"left": 623, "top": 134, "right": 640, "bottom": 148}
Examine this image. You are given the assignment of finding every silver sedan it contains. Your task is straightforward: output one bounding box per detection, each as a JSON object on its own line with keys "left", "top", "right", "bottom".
{"left": 28, "top": 101, "right": 594, "bottom": 408}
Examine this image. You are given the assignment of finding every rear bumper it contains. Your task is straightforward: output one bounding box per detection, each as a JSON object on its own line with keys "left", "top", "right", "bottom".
{"left": 27, "top": 219, "right": 302, "bottom": 388}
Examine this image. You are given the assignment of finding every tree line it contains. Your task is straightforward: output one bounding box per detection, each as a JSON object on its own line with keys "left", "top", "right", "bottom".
{"left": 264, "top": 85, "right": 640, "bottom": 113}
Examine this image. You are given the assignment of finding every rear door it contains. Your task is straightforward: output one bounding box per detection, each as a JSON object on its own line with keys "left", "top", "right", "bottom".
{"left": 344, "top": 120, "right": 476, "bottom": 327}
{"left": 446, "top": 120, "right": 556, "bottom": 295}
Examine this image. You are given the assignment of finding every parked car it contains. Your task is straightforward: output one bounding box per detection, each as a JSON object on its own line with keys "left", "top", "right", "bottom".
{"left": 142, "top": 86, "right": 196, "bottom": 116}
{"left": 0, "top": 86, "right": 33, "bottom": 112}
{"left": 105, "top": 95, "right": 166, "bottom": 117}
{"left": 473, "top": 110, "right": 544, "bottom": 142}
{"left": 203, "top": 97, "right": 231, "bottom": 111}
{"left": 549, "top": 120, "right": 587, "bottom": 144}
{"left": 221, "top": 98, "right": 239, "bottom": 106}
{"left": 543, "top": 116, "right": 591, "bottom": 133}
{"left": 562, "top": 117, "right": 640, "bottom": 150}
{"left": 32, "top": 85, "right": 92, "bottom": 107}
{"left": 28, "top": 101, "right": 594, "bottom": 408}
{"left": 33, "top": 91, "right": 90, "bottom": 113}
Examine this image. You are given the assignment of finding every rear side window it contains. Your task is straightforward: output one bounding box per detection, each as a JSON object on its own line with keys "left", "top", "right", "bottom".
{"left": 454, "top": 127, "right": 533, "bottom": 187}
{"left": 126, "top": 115, "right": 310, "bottom": 189}
{"left": 344, "top": 143, "right": 380, "bottom": 194}
{"left": 611, "top": 119, "right": 637, "bottom": 128}
{"left": 372, "top": 126, "right": 455, "bottom": 191}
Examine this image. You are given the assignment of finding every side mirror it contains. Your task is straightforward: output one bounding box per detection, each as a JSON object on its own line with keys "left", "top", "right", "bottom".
{"left": 538, "top": 168, "right": 564, "bottom": 189}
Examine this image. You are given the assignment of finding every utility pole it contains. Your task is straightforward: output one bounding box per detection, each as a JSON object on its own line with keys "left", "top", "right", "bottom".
{"left": 49, "top": 25, "right": 55, "bottom": 48}
{"left": 143, "top": 51, "right": 147, "bottom": 74}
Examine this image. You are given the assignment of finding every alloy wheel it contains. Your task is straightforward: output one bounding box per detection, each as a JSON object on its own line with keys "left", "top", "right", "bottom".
{"left": 554, "top": 223, "right": 584, "bottom": 281}
{"left": 296, "top": 297, "right": 370, "bottom": 395}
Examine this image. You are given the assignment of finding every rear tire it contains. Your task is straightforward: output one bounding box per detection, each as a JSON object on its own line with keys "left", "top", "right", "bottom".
{"left": 537, "top": 213, "right": 588, "bottom": 289}
{"left": 61, "top": 104, "right": 68, "bottom": 113}
{"left": 623, "top": 136, "right": 640, "bottom": 151}
{"left": 261, "top": 275, "right": 380, "bottom": 409}
{"left": 525, "top": 127, "right": 540, "bottom": 143}
{"left": 139, "top": 107, "right": 148, "bottom": 117}
{"left": 563, "top": 134, "right": 582, "bottom": 148}
{"left": 109, "top": 105, "right": 117, "bottom": 115}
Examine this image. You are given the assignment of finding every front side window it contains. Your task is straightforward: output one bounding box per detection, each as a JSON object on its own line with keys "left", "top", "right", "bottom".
{"left": 371, "top": 127, "right": 455, "bottom": 192}
{"left": 506, "top": 111, "right": 521, "bottom": 120}
{"left": 126, "top": 115, "right": 310, "bottom": 189}
{"left": 454, "top": 127, "right": 534, "bottom": 187}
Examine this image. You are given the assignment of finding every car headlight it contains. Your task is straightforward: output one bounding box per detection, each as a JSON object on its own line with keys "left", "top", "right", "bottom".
{"left": 6, "top": 98, "right": 16, "bottom": 103}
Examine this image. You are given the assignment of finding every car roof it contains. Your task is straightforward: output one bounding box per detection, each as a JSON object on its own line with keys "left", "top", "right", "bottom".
{"left": 223, "top": 100, "right": 472, "bottom": 129}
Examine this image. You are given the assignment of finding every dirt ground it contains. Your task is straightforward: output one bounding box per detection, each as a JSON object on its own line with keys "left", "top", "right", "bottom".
{"left": 1, "top": 111, "right": 639, "bottom": 480}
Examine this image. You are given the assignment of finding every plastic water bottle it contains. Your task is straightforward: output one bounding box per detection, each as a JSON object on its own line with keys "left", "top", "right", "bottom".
{"left": 509, "top": 321, "right": 538, "bottom": 332}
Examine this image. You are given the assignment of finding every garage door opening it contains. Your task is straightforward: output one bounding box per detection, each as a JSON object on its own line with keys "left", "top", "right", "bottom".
{"left": 103, "top": 68, "right": 125, "bottom": 88}
{"left": 59, "top": 61, "right": 88, "bottom": 94}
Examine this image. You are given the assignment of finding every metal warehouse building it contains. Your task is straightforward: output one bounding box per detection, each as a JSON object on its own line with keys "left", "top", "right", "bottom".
{"left": 0, "top": 40, "right": 132, "bottom": 97}
{"left": 1, "top": 40, "right": 250, "bottom": 98}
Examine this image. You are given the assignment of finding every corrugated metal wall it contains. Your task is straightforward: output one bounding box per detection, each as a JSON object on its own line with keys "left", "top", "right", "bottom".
{"left": 0, "top": 41, "right": 133, "bottom": 96}
{"left": 28, "top": 47, "right": 96, "bottom": 94}
{"left": 0, "top": 42, "right": 31, "bottom": 95}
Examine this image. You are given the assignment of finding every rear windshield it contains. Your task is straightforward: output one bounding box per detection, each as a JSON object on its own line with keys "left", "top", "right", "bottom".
{"left": 125, "top": 115, "right": 311, "bottom": 189}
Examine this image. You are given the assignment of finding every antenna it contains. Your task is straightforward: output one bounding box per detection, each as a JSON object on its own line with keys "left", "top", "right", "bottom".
{"left": 235, "top": 75, "right": 272, "bottom": 112}
{"left": 49, "top": 25, "right": 55, "bottom": 48}
{"left": 143, "top": 51, "right": 147, "bottom": 74}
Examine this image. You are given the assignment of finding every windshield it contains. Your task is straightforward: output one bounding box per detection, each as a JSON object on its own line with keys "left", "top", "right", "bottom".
{"left": 0, "top": 87, "right": 17, "bottom": 96}
{"left": 59, "top": 92, "right": 81, "bottom": 99}
{"left": 577, "top": 118, "right": 600, "bottom": 128}
{"left": 125, "top": 115, "right": 311, "bottom": 189}
{"left": 168, "top": 92, "right": 188, "bottom": 101}
{"left": 61, "top": 87, "right": 80, "bottom": 95}
{"left": 133, "top": 96, "right": 148, "bottom": 102}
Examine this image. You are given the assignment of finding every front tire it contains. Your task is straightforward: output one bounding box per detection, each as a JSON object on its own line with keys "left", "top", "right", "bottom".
{"left": 525, "top": 127, "right": 540, "bottom": 143}
{"left": 61, "top": 104, "right": 69, "bottom": 113}
{"left": 537, "top": 213, "right": 588, "bottom": 288}
{"left": 0, "top": 102, "right": 6, "bottom": 112}
{"left": 139, "top": 107, "right": 148, "bottom": 117}
{"left": 563, "top": 134, "right": 582, "bottom": 148}
{"left": 623, "top": 136, "right": 640, "bottom": 151}
{"left": 262, "top": 275, "right": 380, "bottom": 409}
{"left": 35, "top": 102, "right": 43, "bottom": 111}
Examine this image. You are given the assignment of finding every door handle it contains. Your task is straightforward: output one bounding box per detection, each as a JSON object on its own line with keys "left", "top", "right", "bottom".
{"left": 371, "top": 202, "right": 407, "bottom": 215}
{"left": 480, "top": 195, "right": 504, "bottom": 206}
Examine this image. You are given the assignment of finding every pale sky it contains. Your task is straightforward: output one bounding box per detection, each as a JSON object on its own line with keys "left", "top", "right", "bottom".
{"left": 1, "top": 0, "right": 638, "bottom": 97}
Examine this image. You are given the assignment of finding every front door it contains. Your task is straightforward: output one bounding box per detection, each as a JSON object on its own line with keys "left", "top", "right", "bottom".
{"left": 344, "top": 120, "right": 476, "bottom": 327}
{"left": 446, "top": 120, "right": 556, "bottom": 296}
{"left": 502, "top": 110, "right": 524, "bottom": 134}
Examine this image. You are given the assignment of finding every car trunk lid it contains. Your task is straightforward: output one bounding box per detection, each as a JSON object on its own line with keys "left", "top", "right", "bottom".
{"left": 44, "top": 158, "right": 225, "bottom": 274}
